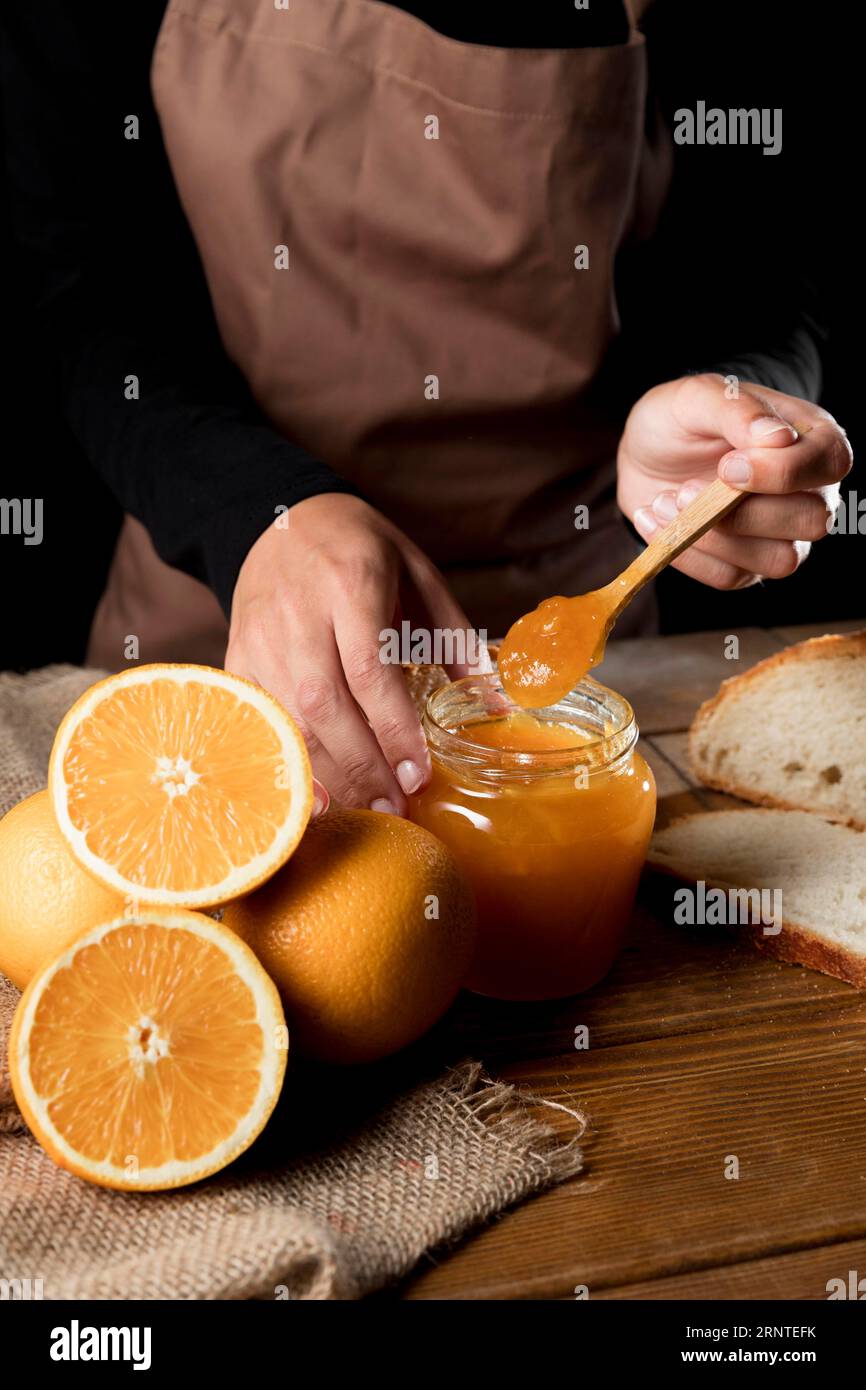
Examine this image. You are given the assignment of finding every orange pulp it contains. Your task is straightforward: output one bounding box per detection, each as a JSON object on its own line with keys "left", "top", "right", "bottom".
{"left": 410, "top": 711, "right": 656, "bottom": 1000}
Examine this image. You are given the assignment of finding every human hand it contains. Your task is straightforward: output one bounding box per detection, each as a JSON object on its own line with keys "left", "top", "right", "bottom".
{"left": 617, "top": 373, "right": 851, "bottom": 589}
{"left": 225, "top": 493, "right": 480, "bottom": 815}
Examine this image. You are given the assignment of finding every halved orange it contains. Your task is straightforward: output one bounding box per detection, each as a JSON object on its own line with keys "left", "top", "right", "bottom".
{"left": 9, "top": 911, "right": 288, "bottom": 1190}
{"left": 49, "top": 664, "right": 312, "bottom": 908}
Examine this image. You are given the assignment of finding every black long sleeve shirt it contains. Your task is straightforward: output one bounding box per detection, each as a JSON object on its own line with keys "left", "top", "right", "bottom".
{"left": 0, "top": 1, "right": 826, "bottom": 615}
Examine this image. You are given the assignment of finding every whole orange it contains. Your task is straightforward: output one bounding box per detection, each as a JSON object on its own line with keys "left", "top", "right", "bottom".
{"left": 0, "top": 790, "right": 124, "bottom": 989}
{"left": 222, "top": 808, "right": 476, "bottom": 1064}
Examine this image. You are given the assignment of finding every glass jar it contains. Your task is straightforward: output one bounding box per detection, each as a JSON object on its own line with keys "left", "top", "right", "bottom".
{"left": 409, "top": 672, "right": 656, "bottom": 1001}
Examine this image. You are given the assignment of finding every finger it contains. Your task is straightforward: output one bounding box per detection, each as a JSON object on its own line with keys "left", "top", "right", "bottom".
{"left": 241, "top": 635, "right": 408, "bottom": 815}
{"left": 672, "top": 547, "right": 758, "bottom": 590}
{"left": 739, "top": 386, "right": 843, "bottom": 435}
{"left": 334, "top": 607, "right": 432, "bottom": 798}
{"left": 294, "top": 732, "right": 350, "bottom": 814}
{"left": 633, "top": 508, "right": 756, "bottom": 589}
{"left": 717, "top": 421, "right": 852, "bottom": 495}
{"left": 397, "top": 540, "right": 492, "bottom": 676}
{"left": 690, "top": 528, "right": 809, "bottom": 580}
{"left": 285, "top": 722, "right": 346, "bottom": 812}
{"left": 293, "top": 656, "right": 411, "bottom": 813}
{"left": 647, "top": 491, "right": 809, "bottom": 577}
{"left": 717, "top": 491, "right": 835, "bottom": 541}
{"left": 672, "top": 373, "right": 806, "bottom": 449}
{"left": 663, "top": 483, "right": 835, "bottom": 541}
{"left": 224, "top": 646, "right": 331, "bottom": 818}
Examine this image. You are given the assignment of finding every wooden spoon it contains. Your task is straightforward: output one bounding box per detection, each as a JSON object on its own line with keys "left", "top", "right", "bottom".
{"left": 499, "top": 478, "right": 744, "bottom": 709}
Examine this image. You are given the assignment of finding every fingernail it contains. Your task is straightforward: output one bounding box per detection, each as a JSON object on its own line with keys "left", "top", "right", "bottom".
{"left": 311, "top": 780, "right": 329, "bottom": 820}
{"left": 634, "top": 507, "right": 659, "bottom": 537}
{"left": 677, "top": 482, "right": 704, "bottom": 507}
{"left": 750, "top": 416, "right": 797, "bottom": 442}
{"left": 652, "top": 492, "right": 679, "bottom": 522}
{"left": 396, "top": 759, "right": 424, "bottom": 795}
{"left": 834, "top": 440, "right": 853, "bottom": 479}
{"left": 371, "top": 798, "right": 399, "bottom": 815}
{"left": 721, "top": 454, "right": 753, "bottom": 485}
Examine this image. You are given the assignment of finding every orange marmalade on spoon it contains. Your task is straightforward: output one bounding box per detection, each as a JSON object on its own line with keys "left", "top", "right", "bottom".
{"left": 498, "top": 592, "right": 609, "bottom": 709}
{"left": 500, "top": 477, "right": 751, "bottom": 708}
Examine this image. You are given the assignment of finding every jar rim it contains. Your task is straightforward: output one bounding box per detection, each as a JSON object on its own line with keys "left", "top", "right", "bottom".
{"left": 422, "top": 671, "right": 638, "bottom": 780}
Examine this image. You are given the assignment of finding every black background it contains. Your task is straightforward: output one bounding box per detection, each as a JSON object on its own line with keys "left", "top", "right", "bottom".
{"left": 0, "top": 0, "right": 861, "bottom": 672}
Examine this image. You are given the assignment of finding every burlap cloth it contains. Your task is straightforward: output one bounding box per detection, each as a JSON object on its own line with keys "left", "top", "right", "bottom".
{"left": 0, "top": 666, "right": 584, "bottom": 1300}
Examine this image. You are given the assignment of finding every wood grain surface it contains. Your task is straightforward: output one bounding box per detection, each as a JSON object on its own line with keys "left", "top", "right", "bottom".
{"left": 396, "top": 620, "right": 866, "bottom": 1301}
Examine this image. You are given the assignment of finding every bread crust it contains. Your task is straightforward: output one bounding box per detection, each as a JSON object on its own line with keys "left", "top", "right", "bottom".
{"left": 401, "top": 663, "right": 449, "bottom": 716}
{"left": 744, "top": 918, "right": 866, "bottom": 989}
{"left": 688, "top": 630, "right": 866, "bottom": 831}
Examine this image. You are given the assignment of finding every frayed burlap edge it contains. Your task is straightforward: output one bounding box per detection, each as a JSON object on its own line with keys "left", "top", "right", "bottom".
{"left": 447, "top": 1059, "right": 586, "bottom": 1187}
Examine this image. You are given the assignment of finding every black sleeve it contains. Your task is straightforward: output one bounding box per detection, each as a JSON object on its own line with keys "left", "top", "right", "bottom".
{"left": 0, "top": 1, "right": 357, "bottom": 617}
{"left": 605, "top": 0, "right": 827, "bottom": 410}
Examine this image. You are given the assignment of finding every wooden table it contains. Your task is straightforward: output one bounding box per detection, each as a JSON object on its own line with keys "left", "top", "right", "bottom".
{"left": 398, "top": 619, "right": 866, "bottom": 1300}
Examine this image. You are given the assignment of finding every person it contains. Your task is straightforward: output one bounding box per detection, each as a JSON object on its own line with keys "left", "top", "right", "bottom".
{"left": 1, "top": 0, "right": 850, "bottom": 817}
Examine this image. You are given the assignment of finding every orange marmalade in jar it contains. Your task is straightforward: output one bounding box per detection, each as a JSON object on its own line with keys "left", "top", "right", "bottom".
{"left": 409, "top": 673, "right": 656, "bottom": 1001}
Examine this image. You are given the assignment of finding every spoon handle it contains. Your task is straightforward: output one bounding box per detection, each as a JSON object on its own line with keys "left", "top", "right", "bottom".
{"left": 606, "top": 478, "right": 745, "bottom": 622}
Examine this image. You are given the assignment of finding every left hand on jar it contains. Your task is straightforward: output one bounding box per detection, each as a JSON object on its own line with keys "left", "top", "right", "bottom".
{"left": 616, "top": 373, "right": 852, "bottom": 589}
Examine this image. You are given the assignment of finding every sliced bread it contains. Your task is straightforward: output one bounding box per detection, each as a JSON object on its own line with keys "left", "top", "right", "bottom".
{"left": 402, "top": 643, "right": 499, "bottom": 716}
{"left": 689, "top": 631, "right": 866, "bottom": 830}
{"left": 648, "top": 808, "right": 866, "bottom": 987}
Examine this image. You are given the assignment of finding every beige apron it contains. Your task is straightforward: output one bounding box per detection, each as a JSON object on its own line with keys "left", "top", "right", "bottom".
{"left": 87, "top": 0, "right": 670, "bottom": 668}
